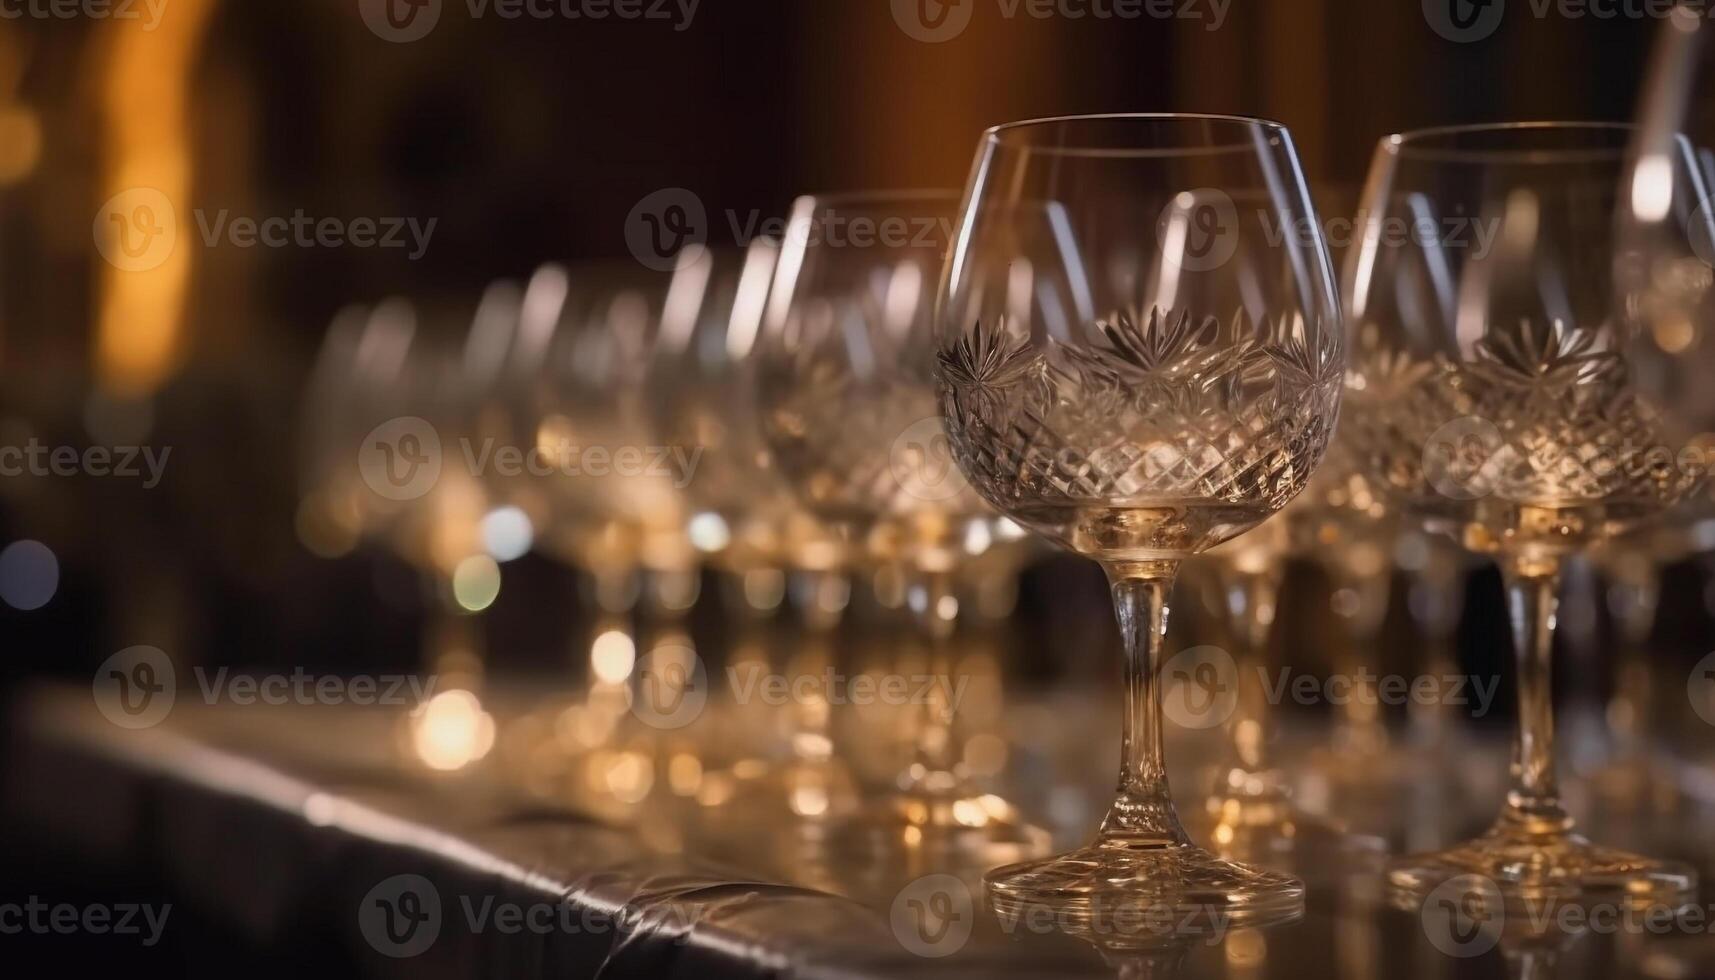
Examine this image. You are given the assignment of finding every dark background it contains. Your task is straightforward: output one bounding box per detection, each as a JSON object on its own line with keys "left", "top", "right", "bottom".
{"left": 0, "top": 0, "right": 1675, "bottom": 681}
{"left": 0, "top": 1, "right": 1704, "bottom": 972}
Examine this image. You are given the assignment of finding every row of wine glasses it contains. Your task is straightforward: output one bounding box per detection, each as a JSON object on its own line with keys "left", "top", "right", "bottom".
{"left": 930, "top": 98, "right": 1715, "bottom": 928}
{"left": 297, "top": 74, "right": 1715, "bottom": 944}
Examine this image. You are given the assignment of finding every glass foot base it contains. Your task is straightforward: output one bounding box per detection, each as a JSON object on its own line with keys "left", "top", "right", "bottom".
{"left": 1197, "top": 790, "right": 1385, "bottom": 869}
{"left": 986, "top": 840, "right": 1304, "bottom": 947}
{"left": 832, "top": 787, "right": 1051, "bottom": 865}
{"left": 1389, "top": 825, "right": 1697, "bottom": 909}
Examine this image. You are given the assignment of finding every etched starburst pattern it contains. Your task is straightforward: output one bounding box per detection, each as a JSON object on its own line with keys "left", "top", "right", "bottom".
{"left": 1343, "top": 317, "right": 1702, "bottom": 520}
{"left": 936, "top": 320, "right": 1046, "bottom": 432}
{"left": 935, "top": 306, "right": 1341, "bottom": 517}
{"left": 1468, "top": 319, "right": 1623, "bottom": 397}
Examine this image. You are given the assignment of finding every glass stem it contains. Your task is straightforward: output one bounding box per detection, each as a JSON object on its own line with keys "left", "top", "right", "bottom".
{"left": 1220, "top": 563, "right": 1281, "bottom": 779}
{"left": 1499, "top": 554, "right": 1573, "bottom": 837}
{"left": 1100, "top": 559, "right": 1190, "bottom": 846}
{"left": 794, "top": 569, "right": 847, "bottom": 756}
{"left": 906, "top": 567, "right": 961, "bottom": 786}
{"left": 1330, "top": 566, "right": 1389, "bottom": 752}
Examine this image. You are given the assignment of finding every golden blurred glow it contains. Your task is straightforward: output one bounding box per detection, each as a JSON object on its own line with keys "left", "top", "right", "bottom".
{"left": 1653, "top": 311, "right": 1697, "bottom": 354}
{"left": 294, "top": 491, "right": 361, "bottom": 559}
{"left": 962, "top": 733, "right": 1007, "bottom": 776}
{"left": 741, "top": 568, "right": 786, "bottom": 610}
{"left": 410, "top": 689, "right": 496, "bottom": 771}
{"left": 952, "top": 799, "right": 987, "bottom": 827}
{"left": 667, "top": 752, "right": 703, "bottom": 796}
{"left": 95, "top": 0, "right": 216, "bottom": 397}
{"left": 789, "top": 784, "right": 829, "bottom": 818}
{"left": 590, "top": 629, "right": 637, "bottom": 684}
{"left": 603, "top": 750, "right": 653, "bottom": 804}
{"left": 0, "top": 105, "right": 40, "bottom": 184}
{"left": 1226, "top": 928, "right": 1268, "bottom": 967}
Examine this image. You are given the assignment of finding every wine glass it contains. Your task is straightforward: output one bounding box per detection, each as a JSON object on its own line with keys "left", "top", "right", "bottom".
{"left": 935, "top": 113, "right": 1343, "bottom": 926}
{"left": 1614, "top": 6, "right": 1715, "bottom": 808}
{"left": 757, "top": 190, "right": 1048, "bottom": 861}
{"left": 299, "top": 296, "right": 499, "bottom": 771}
{"left": 1345, "top": 121, "right": 1706, "bottom": 906}
{"left": 641, "top": 241, "right": 862, "bottom": 824}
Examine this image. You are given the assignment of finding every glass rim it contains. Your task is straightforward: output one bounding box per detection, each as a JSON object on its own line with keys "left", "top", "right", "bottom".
{"left": 1381, "top": 121, "right": 1638, "bottom": 163}
{"left": 980, "top": 112, "right": 1292, "bottom": 157}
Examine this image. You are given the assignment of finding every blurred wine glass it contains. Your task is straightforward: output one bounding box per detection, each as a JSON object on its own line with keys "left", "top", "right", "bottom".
{"left": 298, "top": 297, "right": 499, "bottom": 773}
{"left": 641, "top": 241, "right": 862, "bottom": 826}
{"left": 758, "top": 190, "right": 1048, "bottom": 862}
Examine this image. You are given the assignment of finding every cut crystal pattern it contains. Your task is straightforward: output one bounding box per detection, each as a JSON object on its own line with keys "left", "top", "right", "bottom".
{"left": 936, "top": 307, "right": 1342, "bottom": 520}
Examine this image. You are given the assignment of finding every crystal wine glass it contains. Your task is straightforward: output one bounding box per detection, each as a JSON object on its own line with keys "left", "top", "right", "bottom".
{"left": 757, "top": 190, "right": 1048, "bottom": 860}
{"left": 1345, "top": 121, "right": 1706, "bottom": 906}
{"left": 934, "top": 113, "right": 1343, "bottom": 926}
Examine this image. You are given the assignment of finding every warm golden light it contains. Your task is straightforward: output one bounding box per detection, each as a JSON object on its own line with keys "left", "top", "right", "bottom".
{"left": 410, "top": 689, "right": 496, "bottom": 771}
{"left": 95, "top": 0, "right": 217, "bottom": 397}
{"left": 590, "top": 629, "right": 637, "bottom": 684}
